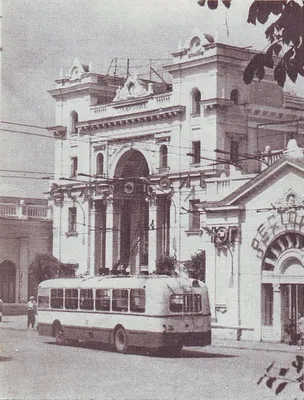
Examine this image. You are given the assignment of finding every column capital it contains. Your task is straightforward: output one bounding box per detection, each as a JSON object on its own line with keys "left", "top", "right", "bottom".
{"left": 272, "top": 283, "right": 281, "bottom": 292}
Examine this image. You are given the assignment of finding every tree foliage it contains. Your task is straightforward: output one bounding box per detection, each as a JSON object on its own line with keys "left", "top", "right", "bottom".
{"left": 198, "top": 0, "right": 304, "bottom": 87}
{"left": 258, "top": 356, "right": 304, "bottom": 395}
{"left": 155, "top": 254, "right": 177, "bottom": 276}
{"left": 28, "top": 253, "right": 77, "bottom": 297}
{"left": 183, "top": 250, "right": 206, "bottom": 281}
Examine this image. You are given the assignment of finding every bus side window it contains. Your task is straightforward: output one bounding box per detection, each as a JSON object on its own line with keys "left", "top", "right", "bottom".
{"left": 130, "top": 289, "right": 145, "bottom": 313}
{"left": 95, "top": 289, "right": 110, "bottom": 311}
{"left": 38, "top": 296, "right": 50, "bottom": 309}
{"left": 65, "top": 289, "right": 79, "bottom": 310}
{"left": 50, "top": 289, "right": 63, "bottom": 309}
{"left": 112, "top": 289, "right": 128, "bottom": 312}
{"left": 80, "top": 289, "right": 93, "bottom": 310}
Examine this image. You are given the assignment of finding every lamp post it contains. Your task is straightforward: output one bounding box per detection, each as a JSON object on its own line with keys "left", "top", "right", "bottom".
{"left": 201, "top": 224, "right": 234, "bottom": 288}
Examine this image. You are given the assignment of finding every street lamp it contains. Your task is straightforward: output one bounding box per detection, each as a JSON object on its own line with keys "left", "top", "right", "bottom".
{"left": 201, "top": 223, "right": 234, "bottom": 288}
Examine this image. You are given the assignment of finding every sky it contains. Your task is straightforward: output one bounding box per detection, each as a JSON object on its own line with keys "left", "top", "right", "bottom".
{"left": 2, "top": 0, "right": 304, "bottom": 198}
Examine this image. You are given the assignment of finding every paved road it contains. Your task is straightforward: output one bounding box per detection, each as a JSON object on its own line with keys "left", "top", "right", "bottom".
{"left": 0, "top": 327, "right": 303, "bottom": 400}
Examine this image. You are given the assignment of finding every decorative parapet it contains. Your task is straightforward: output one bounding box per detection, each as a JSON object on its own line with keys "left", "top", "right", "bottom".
{"left": 0, "top": 202, "right": 52, "bottom": 221}
{"left": 91, "top": 92, "right": 173, "bottom": 119}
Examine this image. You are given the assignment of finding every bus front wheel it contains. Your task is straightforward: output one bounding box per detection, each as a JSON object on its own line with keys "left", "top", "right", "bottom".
{"left": 55, "top": 325, "right": 66, "bottom": 345}
{"left": 114, "top": 327, "right": 129, "bottom": 353}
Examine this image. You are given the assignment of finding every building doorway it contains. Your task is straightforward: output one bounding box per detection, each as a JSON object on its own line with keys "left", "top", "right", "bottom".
{"left": 0, "top": 260, "right": 16, "bottom": 303}
{"left": 282, "top": 284, "right": 304, "bottom": 336}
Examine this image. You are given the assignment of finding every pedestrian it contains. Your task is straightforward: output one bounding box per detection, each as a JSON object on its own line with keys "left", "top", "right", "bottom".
{"left": 0, "top": 298, "right": 3, "bottom": 322}
{"left": 297, "top": 312, "right": 304, "bottom": 349}
{"left": 27, "top": 296, "right": 37, "bottom": 328}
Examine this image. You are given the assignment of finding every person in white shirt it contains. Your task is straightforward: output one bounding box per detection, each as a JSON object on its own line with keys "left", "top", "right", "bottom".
{"left": 27, "top": 296, "right": 37, "bottom": 328}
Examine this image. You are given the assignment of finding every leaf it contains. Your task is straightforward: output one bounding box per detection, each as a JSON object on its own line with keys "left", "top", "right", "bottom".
{"left": 297, "top": 373, "right": 304, "bottom": 382}
{"left": 207, "top": 0, "right": 218, "bottom": 9}
{"left": 222, "top": 0, "right": 231, "bottom": 9}
{"left": 266, "top": 377, "right": 276, "bottom": 389}
{"left": 243, "top": 65, "right": 255, "bottom": 85}
{"left": 273, "top": 43, "right": 282, "bottom": 56}
{"left": 287, "top": 65, "right": 298, "bottom": 83}
{"left": 264, "top": 53, "right": 274, "bottom": 69}
{"left": 256, "top": 65, "right": 265, "bottom": 81}
{"left": 300, "top": 382, "right": 304, "bottom": 392}
{"left": 197, "top": 0, "right": 206, "bottom": 6}
{"left": 274, "top": 63, "right": 286, "bottom": 87}
{"left": 279, "top": 368, "right": 289, "bottom": 377}
{"left": 275, "top": 382, "right": 288, "bottom": 395}
{"left": 266, "top": 361, "right": 275, "bottom": 373}
{"left": 257, "top": 3, "right": 271, "bottom": 25}
{"left": 257, "top": 375, "right": 266, "bottom": 385}
{"left": 247, "top": 2, "right": 259, "bottom": 25}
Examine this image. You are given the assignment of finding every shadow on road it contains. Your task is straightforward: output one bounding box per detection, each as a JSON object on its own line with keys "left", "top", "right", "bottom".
{"left": 45, "top": 340, "right": 237, "bottom": 359}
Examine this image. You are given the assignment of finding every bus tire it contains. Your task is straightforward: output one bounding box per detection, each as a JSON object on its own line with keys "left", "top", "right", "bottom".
{"left": 114, "top": 326, "right": 129, "bottom": 353}
{"left": 55, "top": 324, "right": 66, "bottom": 345}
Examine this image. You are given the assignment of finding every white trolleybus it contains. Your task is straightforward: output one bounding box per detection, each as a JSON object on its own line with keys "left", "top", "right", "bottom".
{"left": 37, "top": 275, "right": 211, "bottom": 356}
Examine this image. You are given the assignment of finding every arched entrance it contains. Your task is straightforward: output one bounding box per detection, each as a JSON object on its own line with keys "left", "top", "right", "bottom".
{"left": 261, "top": 232, "right": 304, "bottom": 341}
{"left": 0, "top": 260, "right": 16, "bottom": 303}
{"left": 113, "top": 149, "right": 150, "bottom": 273}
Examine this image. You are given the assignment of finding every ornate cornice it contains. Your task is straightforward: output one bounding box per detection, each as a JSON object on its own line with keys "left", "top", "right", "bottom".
{"left": 47, "top": 125, "right": 67, "bottom": 139}
{"left": 77, "top": 105, "right": 185, "bottom": 133}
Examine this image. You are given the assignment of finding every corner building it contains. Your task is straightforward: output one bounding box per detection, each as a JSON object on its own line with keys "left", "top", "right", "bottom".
{"left": 48, "top": 30, "right": 304, "bottom": 342}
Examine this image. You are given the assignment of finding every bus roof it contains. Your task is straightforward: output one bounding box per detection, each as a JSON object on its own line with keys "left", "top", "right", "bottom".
{"left": 38, "top": 275, "right": 206, "bottom": 291}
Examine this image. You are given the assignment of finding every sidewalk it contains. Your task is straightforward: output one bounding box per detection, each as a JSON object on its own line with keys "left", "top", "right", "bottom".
{"left": 1, "top": 315, "right": 303, "bottom": 354}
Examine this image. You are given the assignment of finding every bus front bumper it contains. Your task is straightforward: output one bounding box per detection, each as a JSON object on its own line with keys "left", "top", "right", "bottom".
{"left": 163, "top": 330, "right": 212, "bottom": 347}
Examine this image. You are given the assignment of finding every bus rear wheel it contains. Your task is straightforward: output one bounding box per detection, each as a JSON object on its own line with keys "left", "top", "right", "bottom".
{"left": 114, "top": 327, "right": 129, "bottom": 353}
{"left": 55, "top": 325, "right": 66, "bottom": 345}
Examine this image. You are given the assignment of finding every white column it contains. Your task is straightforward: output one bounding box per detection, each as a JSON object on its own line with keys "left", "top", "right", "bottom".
{"left": 105, "top": 197, "right": 114, "bottom": 270}
{"left": 273, "top": 283, "right": 282, "bottom": 342}
{"left": 19, "top": 238, "right": 29, "bottom": 303}
{"left": 148, "top": 195, "right": 158, "bottom": 273}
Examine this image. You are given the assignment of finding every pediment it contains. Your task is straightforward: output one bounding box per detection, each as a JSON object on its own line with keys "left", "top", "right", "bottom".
{"left": 67, "top": 58, "right": 89, "bottom": 80}
{"left": 113, "top": 73, "right": 153, "bottom": 102}
{"left": 217, "top": 155, "right": 304, "bottom": 207}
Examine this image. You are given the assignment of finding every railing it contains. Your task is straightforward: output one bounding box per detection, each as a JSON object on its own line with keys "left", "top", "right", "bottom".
{"left": 0, "top": 203, "right": 52, "bottom": 220}
{"left": 91, "top": 92, "right": 173, "bottom": 119}
{"left": 260, "top": 150, "right": 284, "bottom": 171}
{"left": 206, "top": 174, "right": 253, "bottom": 201}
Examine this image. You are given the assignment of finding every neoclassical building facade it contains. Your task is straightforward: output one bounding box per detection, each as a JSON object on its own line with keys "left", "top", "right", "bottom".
{"left": 47, "top": 30, "right": 304, "bottom": 341}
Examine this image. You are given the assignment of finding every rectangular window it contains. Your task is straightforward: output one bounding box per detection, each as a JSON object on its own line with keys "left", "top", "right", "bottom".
{"left": 130, "top": 289, "right": 145, "bottom": 313}
{"left": 50, "top": 289, "right": 64, "bottom": 309}
{"left": 80, "top": 289, "right": 93, "bottom": 310}
{"left": 65, "top": 288, "right": 79, "bottom": 310}
{"left": 192, "top": 141, "right": 201, "bottom": 164}
{"left": 38, "top": 296, "right": 49, "bottom": 309}
{"left": 68, "top": 207, "right": 77, "bottom": 233}
{"left": 230, "top": 141, "right": 239, "bottom": 163}
{"left": 262, "top": 284, "right": 273, "bottom": 326}
{"left": 71, "top": 157, "right": 78, "bottom": 177}
{"left": 112, "top": 289, "right": 128, "bottom": 312}
{"left": 95, "top": 289, "right": 110, "bottom": 311}
{"left": 170, "top": 294, "right": 202, "bottom": 313}
{"left": 189, "top": 200, "right": 200, "bottom": 231}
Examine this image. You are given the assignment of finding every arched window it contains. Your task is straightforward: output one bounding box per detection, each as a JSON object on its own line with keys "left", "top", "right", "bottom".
{"left": 160, "top": 145, "right": 168, "bottom": 168}
{"left": 71, "top": 111, "right": 78, "bottom": 134}
{"left": 230, "top": 89, "right": 239, "bottom": 105}
{"left": 96, "top": 153, "right": 104, "bottom": 176}
{"left": 192, "top": 89, "right": 201, "bottom": 115}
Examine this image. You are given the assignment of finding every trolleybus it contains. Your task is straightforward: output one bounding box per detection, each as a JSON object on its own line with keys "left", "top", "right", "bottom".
{"left": 37, "top": 275, "right": 211, "bottom": 356}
